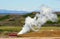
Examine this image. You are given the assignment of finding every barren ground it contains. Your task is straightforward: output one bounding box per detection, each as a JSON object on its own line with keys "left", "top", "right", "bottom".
{"left": 18, "top": 30, "right": 60, "bottom": 37}
{"left": 0, "top": 30, "right": 60, "bottom": 39}
{"left": 0, "top": 37, "right": 60, "bottom": 39}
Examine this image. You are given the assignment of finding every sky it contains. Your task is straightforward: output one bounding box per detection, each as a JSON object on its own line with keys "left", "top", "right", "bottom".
{"left": 0, "top": 0, "right": 60, "bottom": 11}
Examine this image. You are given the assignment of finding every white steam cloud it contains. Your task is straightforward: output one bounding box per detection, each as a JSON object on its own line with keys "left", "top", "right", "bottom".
{"left": 17, "top": 5, "right": 58, "bottom": 35}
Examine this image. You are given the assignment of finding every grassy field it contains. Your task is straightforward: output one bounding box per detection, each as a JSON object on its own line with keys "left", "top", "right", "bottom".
{"left": 0, "top": 26, "right": 22, "bottom": 32}
{"left": 0, "top": 26, "right": 60, "bottom": 31}
{"left": 0, "top": 26, "right": 60, "bottom": 32}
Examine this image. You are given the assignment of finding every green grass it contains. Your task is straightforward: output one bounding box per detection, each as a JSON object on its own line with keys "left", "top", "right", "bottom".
{"left": 40, "top": 27, "right": 60, "bottom": 30}
{"left": 0, "top": 26, "right": 22, "bottom": 32}
{"left": 0, "top": 26, "right": 60, "bottom": 32}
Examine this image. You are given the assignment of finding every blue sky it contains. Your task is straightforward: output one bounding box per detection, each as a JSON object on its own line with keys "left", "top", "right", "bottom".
{"left": 0, "top": 0, "right": 60, "bottom": 11}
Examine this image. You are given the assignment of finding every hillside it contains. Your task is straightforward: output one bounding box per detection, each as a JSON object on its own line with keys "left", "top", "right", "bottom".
{"left": 0, "top": 12, "right": 60, "bottom": 26}
{"left": 0, "top": 13, "right": 34, "bottom": 26}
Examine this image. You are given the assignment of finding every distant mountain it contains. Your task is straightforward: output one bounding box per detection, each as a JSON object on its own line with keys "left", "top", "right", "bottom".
{"left": 0, "top": 9, "right": 30, "bottom": 15}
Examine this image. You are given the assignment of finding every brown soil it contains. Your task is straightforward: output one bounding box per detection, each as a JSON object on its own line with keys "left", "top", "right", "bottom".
{"left": 0, "top": 37, "right": 60, "bottom": 39}
{"left": 17, "top": 30, "right": 60, "bottom": 37}
{"left": 0, "top": 30, "right": 60, "bottom": 39}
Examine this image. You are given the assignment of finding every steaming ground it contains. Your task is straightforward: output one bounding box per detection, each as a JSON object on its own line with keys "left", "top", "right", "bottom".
{"left": 0, "top": 6, "right": 59, "bottom": 39}
{"left": 18, "top": 6, "right": 58, "bottom": 35}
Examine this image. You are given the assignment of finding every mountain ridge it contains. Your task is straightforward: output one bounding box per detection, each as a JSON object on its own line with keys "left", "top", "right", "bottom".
{"left": 0, "top": 9, "right": 30, "bottom": 15}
